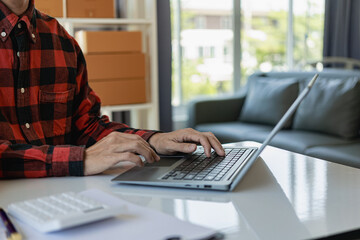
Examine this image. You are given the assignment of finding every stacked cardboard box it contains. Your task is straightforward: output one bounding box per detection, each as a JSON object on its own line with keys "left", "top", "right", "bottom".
{"left": 67, "top": 0, "right": 115, "bottom": 18}
{"left": 75, "top": 31, "right": 146, "bottom": 106}
{"left": 35, "top": 0, "right": 63, "bottom": 17}
{"left": 35, "top": 0, "right": 115, "bottom": 18}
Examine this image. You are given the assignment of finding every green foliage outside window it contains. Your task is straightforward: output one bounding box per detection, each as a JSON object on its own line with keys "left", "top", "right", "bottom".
{"left": 171, "top": 2, "right": 324, "bottom": 105}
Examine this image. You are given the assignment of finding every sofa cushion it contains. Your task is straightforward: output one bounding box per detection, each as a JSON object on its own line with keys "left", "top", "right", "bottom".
{"left": 196, "top": 122, "right": 351, "bottom": 153}
{"left": 266, "top": 130, "right": 354, "bottom": 153}
{"left": 213, "top": 128, "right": 352, "bottom": 153}
{"left": 239, "top": 78, "right": 298, "bottom": 128}
{"left": 305, "top": 143, "right": 360, "bottom": 168}
{"left": 293, "top": 77, "right": 360, "bottom": 139}
{"left": 196, "top": 122, "right": 273, "bottom": 143}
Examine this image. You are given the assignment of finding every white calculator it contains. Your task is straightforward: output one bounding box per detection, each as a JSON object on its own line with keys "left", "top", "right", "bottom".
{"left": 7, "top": 192, "right": 126, "bottom": 233}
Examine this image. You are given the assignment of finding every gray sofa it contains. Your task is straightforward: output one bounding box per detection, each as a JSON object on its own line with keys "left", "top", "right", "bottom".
{"left": 188, "top": 70, "right": 360, "bottom": 168}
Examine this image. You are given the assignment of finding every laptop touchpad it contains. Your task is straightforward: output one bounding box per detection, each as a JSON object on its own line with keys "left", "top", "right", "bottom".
{"left": 145, "top": 157, "right": 181, "bottom": 167}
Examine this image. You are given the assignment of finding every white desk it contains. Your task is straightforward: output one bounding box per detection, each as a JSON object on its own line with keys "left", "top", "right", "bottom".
{"left": 1, "top": 141, "right": 360, "bottom": 240}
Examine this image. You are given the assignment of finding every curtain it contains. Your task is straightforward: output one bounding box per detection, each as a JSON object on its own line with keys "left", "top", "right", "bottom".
{"left": 323, "top": 0, "right": 360, "bottom": 61}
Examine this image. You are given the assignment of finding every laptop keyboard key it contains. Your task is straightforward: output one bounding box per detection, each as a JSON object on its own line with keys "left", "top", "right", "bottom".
{"left": 173, "top": 173, "right": 186, "bottom": 180}
{"left": 194, "top": 176, "right": 205, "bottom": 180}
{"left": 184, "top": 174, "right": 196, "bottom": 180}
{"left": 204, "top": 176, "right": 216, "bottom": 181}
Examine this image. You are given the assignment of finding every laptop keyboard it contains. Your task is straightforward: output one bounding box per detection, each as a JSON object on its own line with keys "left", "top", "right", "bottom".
{"left": 161, "top": 148, "right": 248, "bottom": 182}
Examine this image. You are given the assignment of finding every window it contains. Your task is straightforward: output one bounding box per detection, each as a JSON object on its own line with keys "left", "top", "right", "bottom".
{"left": 221, "top": 16, "right": 232, "bottom": 29}
{"left": 171, "top": 0, "right": 234, "bottom": 119}
{"left": 171, "top": 0, "right": 325, "bottom": 129}
{"left": 195, "top": 16, "right": 206, "bottom": 29}
{"left": 293, "top": 0, "right": 325, "bottom": 70}
{"left": 241, "top": 0, "right": 289, "bottom": 79}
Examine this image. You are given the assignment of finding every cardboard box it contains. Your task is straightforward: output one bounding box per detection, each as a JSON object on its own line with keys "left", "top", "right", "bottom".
{"left": 67, "top": 0, "right": 115, "bottom": 18}
{"left": 85, "top": 53, "right": 145, "bottom": 80}
{"left": 75, "top": 31, "right": 142, "bottom": 54}
{"left": 89, "top": 79, "right": 146, "bottom": 105}
{"left": 35, "top": 0, "right": 63, "bottom": 18}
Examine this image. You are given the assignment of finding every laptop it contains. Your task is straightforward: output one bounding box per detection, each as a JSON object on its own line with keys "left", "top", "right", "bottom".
{"left": 112, "top": 74, "right": 319, "bottom": 191}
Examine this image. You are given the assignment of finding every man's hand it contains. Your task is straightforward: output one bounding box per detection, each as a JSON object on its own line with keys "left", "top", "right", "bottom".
{"left": 148, "top": 128, "right": 225, "bottom": 158}
{"left": 84, "top": 132, "right": 160, "bottom": 175}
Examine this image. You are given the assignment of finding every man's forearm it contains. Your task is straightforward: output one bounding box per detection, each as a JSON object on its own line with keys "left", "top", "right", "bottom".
{"left": 0, "top": 141, "right": 85, "bottom": 178}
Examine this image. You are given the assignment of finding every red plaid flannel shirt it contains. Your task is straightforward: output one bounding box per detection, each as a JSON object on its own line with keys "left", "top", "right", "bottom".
{"left": 0, "top": 0, "right": 156, "bottom": 178}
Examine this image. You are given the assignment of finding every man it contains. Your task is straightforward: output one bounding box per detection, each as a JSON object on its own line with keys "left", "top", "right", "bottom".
{"left": 0, "top": 0, "right": 224, "bottom": 178}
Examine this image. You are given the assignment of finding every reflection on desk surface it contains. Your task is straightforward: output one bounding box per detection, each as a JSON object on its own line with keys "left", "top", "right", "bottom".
{"left": 113, "top": 159, "right": 310, "bottom": 240}
{"left": 111, "top": 144, "right": 360, "bottom": 240}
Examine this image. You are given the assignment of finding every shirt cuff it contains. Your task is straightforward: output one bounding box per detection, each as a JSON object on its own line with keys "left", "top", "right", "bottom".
{"left": 142, "top": 131, "right": 162, "bottom": 142}
{"left": 50, "top": 145, "right": 85, "bottom": 177}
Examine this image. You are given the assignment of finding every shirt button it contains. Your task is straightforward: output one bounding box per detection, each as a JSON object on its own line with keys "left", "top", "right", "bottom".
{"left": 31, "top": 33, "right": 35, "bottom": 39}
{"left": 20, "top": 88, "right": 25, "bottom": 93}
{"left": 17, "top": 52, "right": 20, "bottom": 57}
{"left": 17, "top": 23, "right": 21, "bottom": 29}
{"left": 25, "top": 123, "right": 30, "bottom": 129}
{"left": 1, "top": 31, "right": 6, "bottom": 37}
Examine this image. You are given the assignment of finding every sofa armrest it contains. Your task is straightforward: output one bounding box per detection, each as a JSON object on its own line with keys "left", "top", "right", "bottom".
{"left": 187, "top": 94, "right": 246, "bottom": 128}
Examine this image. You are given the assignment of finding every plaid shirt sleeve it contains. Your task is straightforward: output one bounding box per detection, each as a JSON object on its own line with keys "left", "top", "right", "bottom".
{"left": 0, "top": 141, "right": 84, "bottom": 178}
